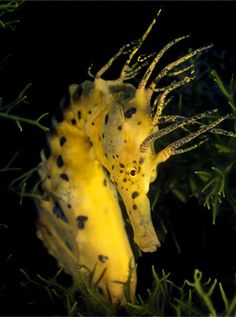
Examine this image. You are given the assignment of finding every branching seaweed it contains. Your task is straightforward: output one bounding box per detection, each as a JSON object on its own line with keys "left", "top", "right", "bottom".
{"left": 0, "top": 151, "right": 21, "bottom": 172}
{"left": 195, "top": 165, "right": 229, "bottom": 224}
{"left": 18, "top": 266, "right": 236, "bottom": 316}
{"left": 211, "top": 69, "right": 236, "bottom": 112}
{"left": 0, "top": 83, "right": 49, "bottom": 132}
{"left": 9, "top": 163, "right": 43, "bottom": 203}
{"left": 0, "top": 110, "right": 49, "bottom": 132}
{"left": 151, "top": 65, "right": 236, "bottom": 227}
{"left": 1, "top": 1, "right": 49, "bottom": 133}
{"left": 0, "top": 0, "right": 23, "bottom": 30}
{"left": 183, "top": 269, "right": 236, "bottom": 317}
{"left": 20, "top": 267, "right": 117, "bottom": 316}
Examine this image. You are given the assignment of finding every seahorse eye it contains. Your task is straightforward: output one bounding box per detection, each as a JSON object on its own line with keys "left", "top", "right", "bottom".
{"left": 130, "top": 169, "right": 136, "bottom": 176}
{"left": 129, "top": 168, "right": 137, "bottom": 177}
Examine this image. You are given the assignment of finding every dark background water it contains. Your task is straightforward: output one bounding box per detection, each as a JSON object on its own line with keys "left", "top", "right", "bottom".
{"left": 0, "top": 1, "right": 236, "bottom": 315}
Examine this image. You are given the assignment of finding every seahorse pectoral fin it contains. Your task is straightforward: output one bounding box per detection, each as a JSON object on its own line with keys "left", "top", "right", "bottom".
{"left": 120, "top": 190, "right": 160, "bottom": 252}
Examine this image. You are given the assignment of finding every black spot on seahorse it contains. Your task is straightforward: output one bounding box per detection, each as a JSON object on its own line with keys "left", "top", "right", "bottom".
{"left": 131, "top": 191, "right": 139, "bottom": 199}
{"left": 60, "top": 173, "right": 69, "bottom": 181}
{"left": 71, "top": 118, "right": 77, "bottom": 125}
{"left": 133, "top": 204, "right": 137, "bottom": 210}
{"left": 103, "top": 179, "right": 107, "bottom": 186}
{"left": 139, "top": 157, "right": 145, "bottom": 164}
{"left": 105, "top": 114, "right": 109, "bottom": 125}
{"left": 53, "top": 201, "right": 68, "bottom": 223}
{"left": 78, "top": 110, "right": 82, "bottom": 120}
{"left": 56, "top": 155, "right": 64, "bottom": 168}
{"left": 120, "top": 163, "right": 125, "bottom": 168}
{"left": 77, "top": 215, "right": 88, "bottom": 229}
{"left": 124, "top": 107, "right": 136, "bottom": 118}
{"left": 118, "top": 125, "right": 122, "bottom": 130}
{"left": 98, "top": 254, "right": 109, "bottom": 263}
{"left": 60, "top": 136, "right": 66, "bottom": 147}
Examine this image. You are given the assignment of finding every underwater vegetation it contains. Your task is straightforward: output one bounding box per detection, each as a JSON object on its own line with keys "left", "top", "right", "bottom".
{"left": 0, "top": 1, "right": 236, "bottom": 316}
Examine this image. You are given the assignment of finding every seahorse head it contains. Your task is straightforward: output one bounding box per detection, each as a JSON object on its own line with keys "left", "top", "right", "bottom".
{"left": 92, "top": 79, "right": 160, "bottom": 252}
{"left": 76, "top": 12, "right": 218, "bottom": 253}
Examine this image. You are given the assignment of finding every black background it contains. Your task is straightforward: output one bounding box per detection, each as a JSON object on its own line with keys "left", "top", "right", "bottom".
{"left": 0, "top": 1, "right": 236, "bottom": 315}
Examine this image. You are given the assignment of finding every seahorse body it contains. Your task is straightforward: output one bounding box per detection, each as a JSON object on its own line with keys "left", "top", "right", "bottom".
{"left": 36, "top": 12, "right": 229, "bottom": 306}
{"left": 36, "top": 84, "right": 136, "bottom": 305}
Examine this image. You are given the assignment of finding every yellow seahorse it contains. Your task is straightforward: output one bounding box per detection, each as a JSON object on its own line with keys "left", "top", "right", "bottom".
{"left": 36, "top": 11, "right": 229, "bottom": 306}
